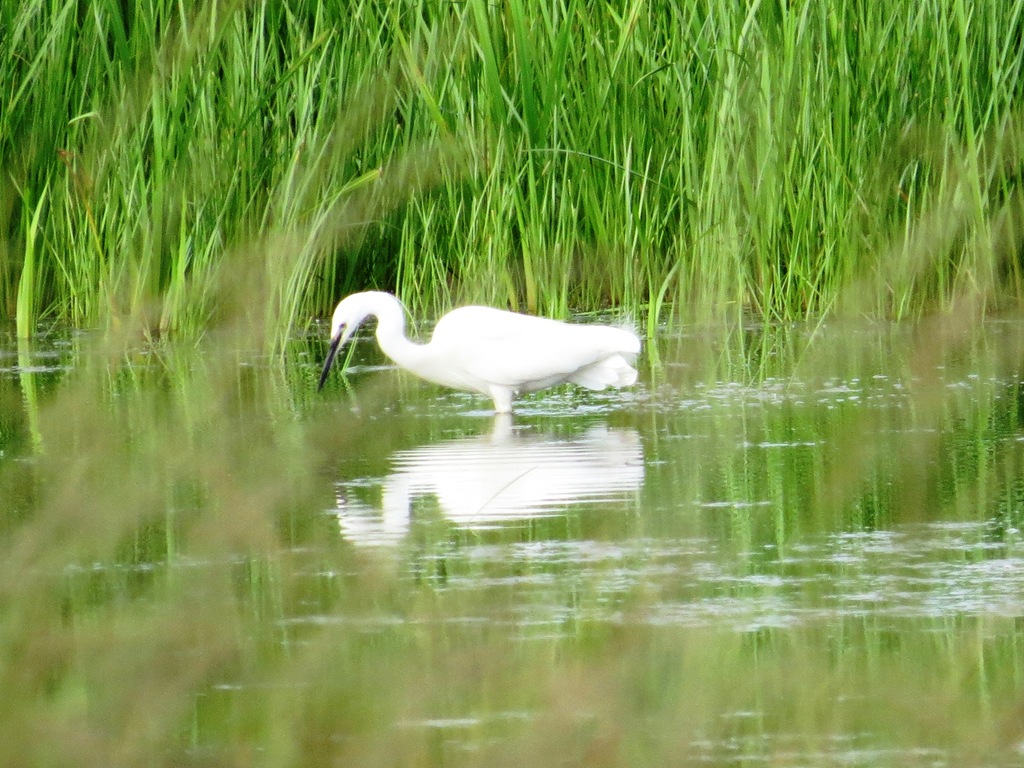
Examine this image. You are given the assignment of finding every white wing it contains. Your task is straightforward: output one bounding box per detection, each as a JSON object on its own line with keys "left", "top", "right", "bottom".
{"left": 430, "top": 307, "right": 639, "bottom": 392}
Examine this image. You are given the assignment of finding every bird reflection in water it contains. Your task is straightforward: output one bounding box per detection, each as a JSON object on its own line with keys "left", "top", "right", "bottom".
{"left": 333, "top": 417, "right": 643, "bottom": 546}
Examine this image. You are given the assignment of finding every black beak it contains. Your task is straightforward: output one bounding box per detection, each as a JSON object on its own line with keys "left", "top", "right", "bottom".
{"left": 318, "top": 328, "right": 344, "bottom": 391}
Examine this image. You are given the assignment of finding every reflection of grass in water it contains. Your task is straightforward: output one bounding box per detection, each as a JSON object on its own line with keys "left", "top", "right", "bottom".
{"left": 1, "top": 331, "right": 327, "bottom": 763}
{"left": 3, "top": 320, "right": 1024, "bottom": 766}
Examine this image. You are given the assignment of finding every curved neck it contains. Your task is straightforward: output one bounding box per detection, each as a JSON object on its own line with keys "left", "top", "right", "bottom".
{"left": 369, "top": 294, "right": 430, "bottom": 373}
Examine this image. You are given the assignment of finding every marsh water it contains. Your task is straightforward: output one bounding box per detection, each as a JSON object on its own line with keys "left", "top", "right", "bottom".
{"left": 2, "top": 317, "right": 1024, "bottom": 767}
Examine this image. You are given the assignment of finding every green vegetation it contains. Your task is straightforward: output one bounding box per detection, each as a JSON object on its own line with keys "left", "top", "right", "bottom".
{"left": 6, "top": 4, "right": 1024, "bottom": 763}
{"left": 3, "top": 0, "right": 1024, "bottom": 345}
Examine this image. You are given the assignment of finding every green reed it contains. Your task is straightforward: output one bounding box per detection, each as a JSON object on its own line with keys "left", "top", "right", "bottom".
{"left": 6, "top": 4, "right": 1024, "bottom": 759}
{"left": 2, "top": 0, "right": 1024, "bottom": 340}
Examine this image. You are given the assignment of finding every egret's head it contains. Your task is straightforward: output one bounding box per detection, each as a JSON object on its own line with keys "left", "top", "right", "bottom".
{"left": 318, "top": 292, "right": 403, "bottom": 391}
{"left": 317, "top": 297, "right": 368, "bottom": 391}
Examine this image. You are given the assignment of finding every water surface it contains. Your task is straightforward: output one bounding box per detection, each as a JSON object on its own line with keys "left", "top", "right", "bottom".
{"left": 2, "top": 319, "right": 1023, "bottom": 766}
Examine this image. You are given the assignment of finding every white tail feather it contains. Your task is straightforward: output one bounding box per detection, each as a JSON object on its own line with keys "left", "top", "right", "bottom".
{"left": 570, "top": 354, "right": 637, "bottom": 390}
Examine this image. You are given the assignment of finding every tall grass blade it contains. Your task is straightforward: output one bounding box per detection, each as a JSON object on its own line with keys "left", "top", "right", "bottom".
{"left": 16, "top": 180, "right": 48, "bottom": 340}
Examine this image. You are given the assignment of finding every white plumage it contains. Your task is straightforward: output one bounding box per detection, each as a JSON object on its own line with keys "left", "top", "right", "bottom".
{"left": 318, "top": 291, "right": 640, "bottom": 413}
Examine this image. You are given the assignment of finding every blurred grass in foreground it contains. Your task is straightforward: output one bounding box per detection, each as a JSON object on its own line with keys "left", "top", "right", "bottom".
{"left": 3, "top": 309, "right": 1024, "bottom": 766}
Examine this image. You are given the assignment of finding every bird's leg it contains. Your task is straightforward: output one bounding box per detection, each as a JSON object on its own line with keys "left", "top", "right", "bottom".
{"left": 488, "top": 385, "right": 515, "bottom": 414}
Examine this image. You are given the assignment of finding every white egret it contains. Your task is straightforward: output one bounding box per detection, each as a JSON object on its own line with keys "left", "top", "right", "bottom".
{"left": 317, "top": 291, "right": 640, "bottom": 413}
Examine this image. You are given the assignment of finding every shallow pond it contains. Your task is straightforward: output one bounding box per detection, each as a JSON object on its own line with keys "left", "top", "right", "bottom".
{"left": 2, "top": 317, "right": 1024, "bottom": 767}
